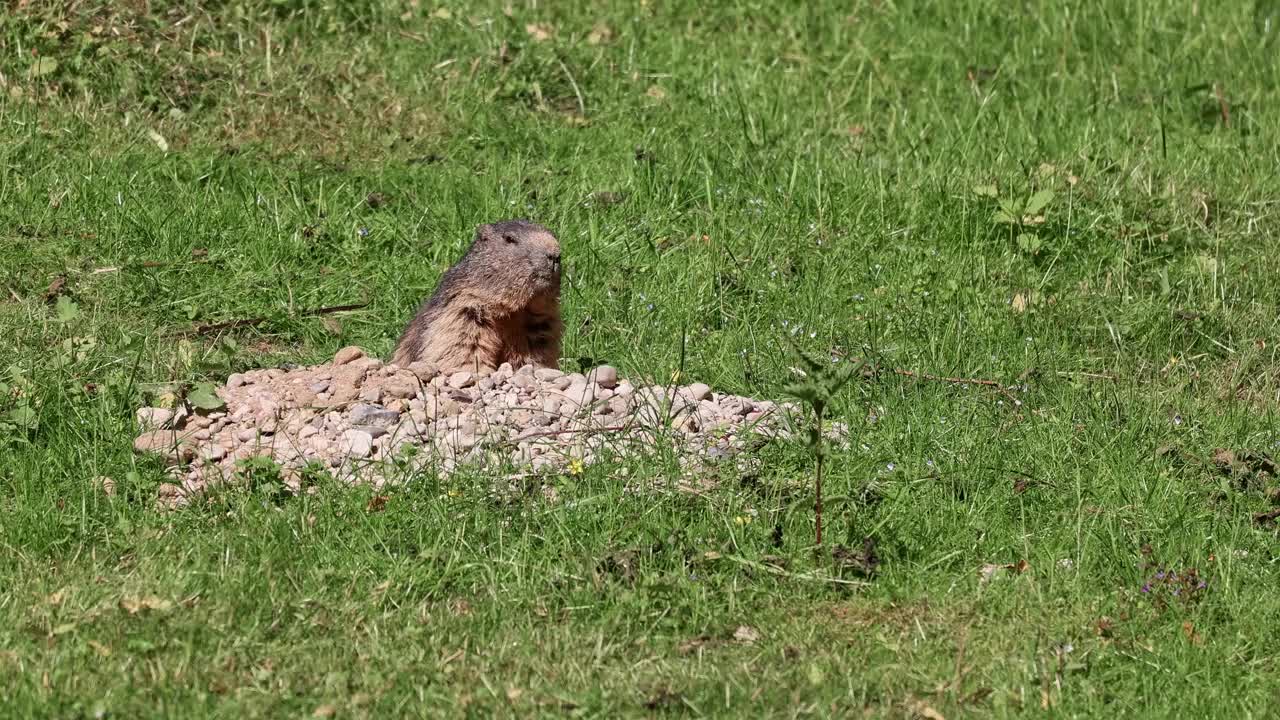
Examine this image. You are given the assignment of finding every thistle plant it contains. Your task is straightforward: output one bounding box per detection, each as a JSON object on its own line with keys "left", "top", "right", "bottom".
{"left": 782, "top": 341, "right": 863, "bottom": 546}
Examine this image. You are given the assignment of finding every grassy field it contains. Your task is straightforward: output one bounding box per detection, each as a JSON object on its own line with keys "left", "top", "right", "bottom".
{"left": 3, "top": 0, "right": 1280, "bottom": 716}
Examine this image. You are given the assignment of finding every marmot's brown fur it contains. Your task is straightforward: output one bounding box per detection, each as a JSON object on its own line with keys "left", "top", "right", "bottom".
{"left": 391, "top": 219, "right": 562, "bottom": 373}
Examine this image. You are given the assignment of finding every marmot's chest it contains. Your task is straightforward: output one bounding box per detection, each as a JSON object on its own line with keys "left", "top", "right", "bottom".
{"left": 484, "top": 306, "right": 556, "bottom": 347}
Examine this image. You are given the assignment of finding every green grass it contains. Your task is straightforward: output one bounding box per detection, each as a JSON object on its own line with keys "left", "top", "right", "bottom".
{"left": 3, "top": 0, "right": 1280, "bottom": 716}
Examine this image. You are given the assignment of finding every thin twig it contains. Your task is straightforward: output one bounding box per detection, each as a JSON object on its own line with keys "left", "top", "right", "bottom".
{"left": 890, "top": 367, "right": 1001, "bottom": 390}
{"left": 833, "top": 355, "right": 1021, "bottom": 403}
{"left": 888, "top": 367, "right": 1020, "bottom": 403}
{"left": 723, "top": 555, "right": 869, "bottom": 587}
{"left": 815, "top": 404, "right": 824, "bottom": 546}
{"left": 173, "top": 302, "right": 369, "bottom": 337}
{"left": 91, "top": 258, "right": 211, "bottom": 274}
{"left": 1055, "top": 370, "right": 1117, "bottom": 381}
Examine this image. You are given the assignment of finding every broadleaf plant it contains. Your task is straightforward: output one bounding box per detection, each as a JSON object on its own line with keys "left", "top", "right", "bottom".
{"left": 976, "top": 183, "right": 1056, "bottom": 256}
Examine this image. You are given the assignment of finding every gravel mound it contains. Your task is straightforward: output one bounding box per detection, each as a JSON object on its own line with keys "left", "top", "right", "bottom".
{"left": 133, "top": 346, "right": 831, "bottom": 507}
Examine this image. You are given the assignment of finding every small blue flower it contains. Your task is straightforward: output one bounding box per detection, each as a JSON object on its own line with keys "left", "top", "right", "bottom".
{"left": 357, "top": 227, "right": 370, "bottom": 237}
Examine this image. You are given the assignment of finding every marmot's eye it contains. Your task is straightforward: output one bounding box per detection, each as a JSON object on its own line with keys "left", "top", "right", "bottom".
{"left": 503, "top": 234, "right": 518, "bottom": 244}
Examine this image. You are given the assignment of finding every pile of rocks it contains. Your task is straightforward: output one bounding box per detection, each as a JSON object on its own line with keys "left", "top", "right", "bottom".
{"left": 132, "top": 346, "right": 828, "bottom": 506}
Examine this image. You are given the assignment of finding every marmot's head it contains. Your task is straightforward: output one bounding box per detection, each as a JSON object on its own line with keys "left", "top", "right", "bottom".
{"left": 469, "top": 219, "right": 561, "bottom": 294}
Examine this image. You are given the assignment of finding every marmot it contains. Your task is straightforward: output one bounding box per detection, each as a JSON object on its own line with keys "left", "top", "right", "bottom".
{"left": 391, "top": 219, "right": 563, "bottom": 373}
